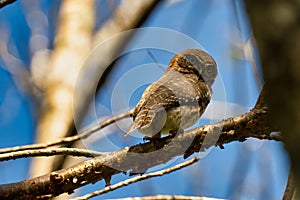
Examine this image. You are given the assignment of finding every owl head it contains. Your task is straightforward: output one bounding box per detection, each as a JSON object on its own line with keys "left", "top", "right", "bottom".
{"left": 168, "top": 49, "right": 218, "bottom": 86}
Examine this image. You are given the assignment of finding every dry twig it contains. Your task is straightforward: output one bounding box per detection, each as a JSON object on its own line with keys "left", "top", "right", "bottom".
{"left": 72, "top": 157, "right": 199, "bottom": 200}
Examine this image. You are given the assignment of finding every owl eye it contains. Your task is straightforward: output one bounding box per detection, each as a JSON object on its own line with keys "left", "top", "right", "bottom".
{"left": 204, "top": 63, "right": 216, "bottom": 77}
{"left": 186, "top": 55, "right": 197, "bottom": 65}
{"left": 206, "top": 65, "right": 212, "bottom": 74}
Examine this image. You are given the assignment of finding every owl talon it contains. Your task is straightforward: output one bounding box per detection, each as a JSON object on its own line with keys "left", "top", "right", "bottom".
{"left": 169, "top": 128, "right": 184, "bottom": 136}
{"left": 143, "top": 132, "right": 161, "bottom": 141}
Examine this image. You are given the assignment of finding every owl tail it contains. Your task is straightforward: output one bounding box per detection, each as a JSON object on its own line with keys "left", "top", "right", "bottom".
{"left": 124, "top": 123, "right": 136, "bottom": 136}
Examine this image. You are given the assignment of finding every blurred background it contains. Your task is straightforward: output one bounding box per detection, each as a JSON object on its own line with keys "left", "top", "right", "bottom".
{"left": 0, "top": 0, "right": 289, "bottom": 199}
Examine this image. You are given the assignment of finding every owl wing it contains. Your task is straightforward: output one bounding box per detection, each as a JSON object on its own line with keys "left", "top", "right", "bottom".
{"left": 129, "top": 73, "right": 211, "bottom": 132}
{"left": 125, "top": 82, "right": 174, "bottom": 135}
{"left": 129, "top": 82, "right": 178, "bottom": 131}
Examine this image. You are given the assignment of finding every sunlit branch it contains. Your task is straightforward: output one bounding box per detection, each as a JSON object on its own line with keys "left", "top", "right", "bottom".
{"left": 0, "top": 148, "right": 105, "bottom": 162}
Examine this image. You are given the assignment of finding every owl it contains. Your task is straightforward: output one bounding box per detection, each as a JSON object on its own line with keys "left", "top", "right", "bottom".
{"left": 126, "top": 49, "right": 218, "bottom": 139}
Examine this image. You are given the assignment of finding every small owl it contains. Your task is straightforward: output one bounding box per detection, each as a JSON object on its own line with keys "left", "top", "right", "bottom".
{"left": 126, "top": 49, "right": 218, "bottom": 138}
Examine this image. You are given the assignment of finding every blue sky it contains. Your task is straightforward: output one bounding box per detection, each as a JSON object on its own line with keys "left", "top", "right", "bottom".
{"left": 0, "top": 0, "right": 289, "bottom": 199}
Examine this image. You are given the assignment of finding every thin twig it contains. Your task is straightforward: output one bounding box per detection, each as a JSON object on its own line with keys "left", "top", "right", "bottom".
{"left": 147, "top": 50, "right": 166, "bottom": 72}
{"left": 0, "top": 148, "right": 105, "bottom": 162}
{"left": 0, "top": 110, "right": 133, "bottom": 154}
{"left": 72, "top": 157, "right": 200, "bottom": 200}
{"left": 108, "top": 195, "right": 225, "bottom": 200}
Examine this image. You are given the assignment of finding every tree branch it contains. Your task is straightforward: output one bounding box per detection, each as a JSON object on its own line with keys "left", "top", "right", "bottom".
{"left": 0, "top": 89, "right": 278, "bottom": 199}
{"left": 111, "top": 196, "right": 224, "bottom": 200}
{"left": 0, "top": 0, "right": 16, "bottom": 9}
{"left": 30, "top": 0, "right": 96, "bottom": 177}
{"left": 72, "top": 157, "right": 199, "bottom": 200}
{"left": 283, "top": 171, "right": 296, "bottom": 200}
{"left": 0, "top": 148, "right": 104, "bottom": 162}
{"left": 244, "top": 0, "right": 300, "bottom": 196}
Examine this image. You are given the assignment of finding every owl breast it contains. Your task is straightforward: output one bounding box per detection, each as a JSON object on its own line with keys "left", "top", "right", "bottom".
{"left": 161, "top": 105, "right": 203, "bottom": 134}
{"left": 136, "top": 104, "right": 206, "bottom": 137}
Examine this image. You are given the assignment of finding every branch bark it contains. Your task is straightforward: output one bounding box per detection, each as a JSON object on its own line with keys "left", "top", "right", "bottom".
{"left": 0, "top": 89, "right": 277, "bottom": 199}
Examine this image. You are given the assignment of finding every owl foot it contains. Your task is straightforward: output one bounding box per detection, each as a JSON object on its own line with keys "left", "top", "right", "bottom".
{"left": 143, "top": 132, "right": 161, "bottom": 141}
{"left": 169, "top": 128, "right": 184, "bottom": 136}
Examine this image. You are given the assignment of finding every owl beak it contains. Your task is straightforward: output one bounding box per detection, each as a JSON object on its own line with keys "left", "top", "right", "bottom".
{"left": 194, "top": 67, "right": 202, "bottom": 77}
